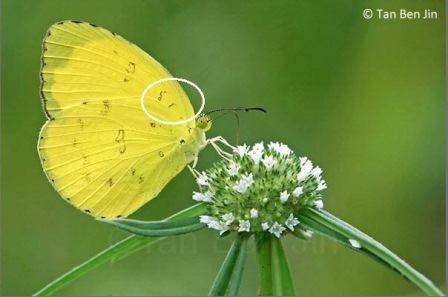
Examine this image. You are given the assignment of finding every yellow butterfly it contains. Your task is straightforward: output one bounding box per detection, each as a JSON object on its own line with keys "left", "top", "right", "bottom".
{"left": 38, "top": 20, "right": 220, "bottom": 219}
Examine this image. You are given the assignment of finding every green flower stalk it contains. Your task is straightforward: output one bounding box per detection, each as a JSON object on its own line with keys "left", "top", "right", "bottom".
{"left": 193, "top": 142, "right": 325, "bottom": 238}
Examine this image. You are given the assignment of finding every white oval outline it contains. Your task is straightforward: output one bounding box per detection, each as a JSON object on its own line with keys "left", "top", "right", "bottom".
{"left": 140, "top": 77, "right": 205, "bottom": 125}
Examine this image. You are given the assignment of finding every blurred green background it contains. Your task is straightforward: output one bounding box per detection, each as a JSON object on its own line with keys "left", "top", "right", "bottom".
{"left": 1, "top": 0, "right": 445, "bottom": 295}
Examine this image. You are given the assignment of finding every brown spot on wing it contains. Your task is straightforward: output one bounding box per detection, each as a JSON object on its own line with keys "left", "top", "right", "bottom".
{"left": 115, "top": 130, "right": 126, "bottom": 153}
{"left": 125, "top": 62, "right": 135, "bottom": 73}
{"left": 115, "top": 129, "right": 124, "bottom": 142}
{"left": 158, "top": 91, "right": 166, "bottom": 101}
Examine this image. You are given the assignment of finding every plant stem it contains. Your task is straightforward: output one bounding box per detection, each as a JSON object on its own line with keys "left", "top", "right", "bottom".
{"left": 255, "top": 234, "right": 273, "bottom": 296}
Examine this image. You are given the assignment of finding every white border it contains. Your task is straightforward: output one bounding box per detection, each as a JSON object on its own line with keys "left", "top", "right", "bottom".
{"left": 140, "top": 77, "right": 205, "bottom": 125}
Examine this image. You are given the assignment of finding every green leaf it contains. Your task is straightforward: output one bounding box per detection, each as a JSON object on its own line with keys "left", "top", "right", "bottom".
{"left": 208, "top": 234, "right": 248, "bottom": 296}
{"left": 99, "top": 216, "right": 206, "bottom": 237}
{"left": 298, "top": 208, "right": 444, "bottom": 296}
{"left": 224, "top": 237, "right": 248, "bottom": 296}
{"left": 33, "top": 203, "right": 208, "bottom": 296}
{"left": 296, "top": 214, "right": 399, "bottom": 273}
{"left": 271, "top": 237, "right": 296, "bottom": 296}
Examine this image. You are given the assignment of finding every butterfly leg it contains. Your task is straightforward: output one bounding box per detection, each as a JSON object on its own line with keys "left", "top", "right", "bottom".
{"left": 210, "top": 142, "right": 232, "bottom": 161}
{"left": 208, "top": 136, "right": 235, "bottom": 151}
{"left": 188, "top": 136, "right": 237, "bottom": 180}
{"left": 187, "top": 165, "right": 213, "bottom": 193}
{"left": 206, "top": 136, "right": 235, "bottom": 161}
{"left": 191, "top": 155, "right": 199, "bottom": 168}
{"left": 187, "top": 164, "right": 201, "bottom": 179}
{"left": 187, "top": 136, "right": 233, "bottom": 179}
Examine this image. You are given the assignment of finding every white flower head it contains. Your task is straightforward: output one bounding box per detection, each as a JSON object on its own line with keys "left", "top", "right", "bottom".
{"left": 311, "top": 166, "right": 322, "bottom": 178}
{"left": 276, "top": 143, "right": 292, "bottom": 157}
{"left": 268, "top": 142, "right": 292, "bottom": 157}
{"left": 299, "top": 156, "right": 308, "bottom": 166}
{"left": 248, "top": 142, "right": 264, "bottom": 164}
{"left": 235, "top": 144, "right": 249, "bottom": 157}
{"left": 195, "top": 141, "right": 327, "bottom": 236}
{"left": 349, "top": 239, "right": 361, "bottom": 249}
{"left": 250, "top": 208, "right": 259, "bottom": 218}
{"left": 222, "top": 213, "right": 235, "bottom": 225}
{"left": 202, "top": 192, "right": 213, "bottom": 203}
{"left": 267, "top": 142, "right": 280, "bottom": 151}
{"left": 192, "top": 191, "right": 213, "bottom": 202}
{"left": 261, "top": 155, "right": 277, "bottom": 170}
{"left": 199, "top": 215, "right": 216, "bottom": 224}
{"left": 233, "top": 180, "right": 249, "bottom": 193}
{"left": 269, "top": 221, "right": 286, "bottom": 238}
{"left": 192, "top": 191, "right": 203, "bottom": 202}
{"left": 285, "top": 214, "right": 300, "bottom": 231}
{"left": 208, "top": 220, "right": 229, "bottom": 235}
{"left": 317, "top": 181, "right": 327, "bottom": 191}
{"left": 297, "top": 160, "right": 313, "bottom": 182}
{"left": 300, "top": 230, "right": 313, "bottom": 239}
{"left": 280, "top": 191, "right": 290, "bottom": 203}
{"left": 253, "top": 142, "right": 265, "bottom": 152}
{"left": 292, "top": 186, "right": 303, "bottom": 197}
{"left": 227, "top": 162, "right": 240, "bottom": 176}
{"left": 314, "top": 199, "right": 324, "bottom": 209}
{"left": 241, "top": 173, "right": 254, "bottom": 186}
{"left": 233, "top": 173, "right": 254, "bottom": 193}
{"left": 262, "top": 222, "right": 270, "bottom": 230}
{"left": 238, "top": 220, "right": 251, "bottom": 232}
{"left": 196, "top": 171, "right": 209, "bottom": 186}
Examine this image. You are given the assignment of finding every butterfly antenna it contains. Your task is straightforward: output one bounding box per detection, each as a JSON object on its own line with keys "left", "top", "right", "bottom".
{"left": 205, "top": 107, "right": 267, "bottom": 115}
{"left": 205, "top": 107, "right": 266, "bottom": 145}
{"left": 234, "top": 112, "right": 241, "bottom": 146}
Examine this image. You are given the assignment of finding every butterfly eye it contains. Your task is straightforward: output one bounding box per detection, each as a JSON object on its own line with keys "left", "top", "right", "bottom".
{"left": 196, "top": 114, "right": 212, "bottom": 132}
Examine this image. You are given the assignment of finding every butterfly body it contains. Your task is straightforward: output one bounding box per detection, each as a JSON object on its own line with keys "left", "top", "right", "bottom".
{"left": 38, "top": 21, "right": 209, "bottom": 218}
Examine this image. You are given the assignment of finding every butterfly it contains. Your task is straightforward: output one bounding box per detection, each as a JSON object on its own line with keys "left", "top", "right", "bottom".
{"left": 38, "top": 20, "right": 220, "bottom": 219}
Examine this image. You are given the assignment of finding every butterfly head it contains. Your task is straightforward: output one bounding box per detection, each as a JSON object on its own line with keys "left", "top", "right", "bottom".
{"left": 196, "top": 114, "right": 212, "bottom": 132}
